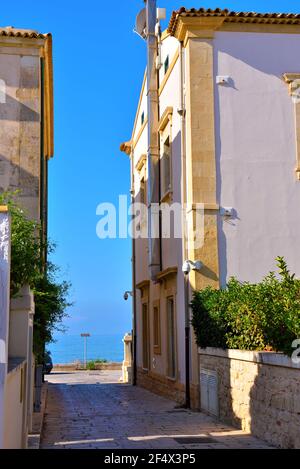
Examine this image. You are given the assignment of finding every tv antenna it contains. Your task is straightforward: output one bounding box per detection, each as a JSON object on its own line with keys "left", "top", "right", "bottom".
{"left": 134, "top": 7, "right": 147, "bottom": 40}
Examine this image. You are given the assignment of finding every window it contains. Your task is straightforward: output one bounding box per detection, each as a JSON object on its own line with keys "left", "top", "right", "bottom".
{"left": 161, "top": 136, "right": 171, "bottom": 197}
{"left": 153, "top": 303, "right": 161, "bottom": 355}
{"left": 158, "top": 108, "right": 173, "bottom": 201}
{"left": 140, "top": 176, "right": 146, "bottom": 205}
{"left": 164, "top": 55, "right": 169, "bottom": 75}
{"left": 141, "top": 111, "right": 145, "bottom": 126}
{"left": 142, "top": 303, "right": 149, "bottom": 370}
{"left": 166, "top": 297, "right": 176, "bottom": 379}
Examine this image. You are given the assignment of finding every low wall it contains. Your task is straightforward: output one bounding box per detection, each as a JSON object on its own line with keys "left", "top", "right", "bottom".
{"left": 137, "top": 368, "right": 200, "bottom": 409}
{"left": 199, "top": 348, "right": 300, "bottom": 449}
{"left": 52, "top": 362, "right": 122, "bottom": 371}
{"left": 4, "top": 360, "right": 26, "bottom": 449}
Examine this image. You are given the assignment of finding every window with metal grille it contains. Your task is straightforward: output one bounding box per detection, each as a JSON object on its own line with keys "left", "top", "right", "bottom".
{"left": 142, "top": 303, "right": 149, "bottom": 370}
{"left": 167, "top": 297, "right": 176, "bottom": 379}
{"left": 153, "top": 304, "right": 161, "bottom": 354}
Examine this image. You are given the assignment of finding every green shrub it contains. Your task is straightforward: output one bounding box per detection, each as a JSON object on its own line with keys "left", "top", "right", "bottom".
{"left": 0, "top": 191, "right": 72, "bottom": 363}
{"left": 86, "top": 359, "right": 108, "bottom": 370}
{"left": 191, "top": 257, "right": 300, "bottom": 356}
{"left": 86, "top": 361, "right": 96, "bottom": 370}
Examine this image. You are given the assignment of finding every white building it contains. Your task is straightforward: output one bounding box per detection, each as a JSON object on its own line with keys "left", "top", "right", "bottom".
{"left": 121, "top": 6, "right": 300, "bottom": 408}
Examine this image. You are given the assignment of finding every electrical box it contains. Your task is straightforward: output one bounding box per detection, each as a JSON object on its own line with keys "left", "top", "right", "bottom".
{"left": 200, "top": 369, "right": 219, "bottom": 417}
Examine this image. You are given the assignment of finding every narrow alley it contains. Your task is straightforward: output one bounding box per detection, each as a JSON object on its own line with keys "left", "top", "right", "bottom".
{"left": 40, "top": 371, "right": 272, "bottom": 450}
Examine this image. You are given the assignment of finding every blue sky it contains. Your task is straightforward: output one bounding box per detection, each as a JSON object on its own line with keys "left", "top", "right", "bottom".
{"left": 2, "top": 0, "right": 300, "bottom": 337}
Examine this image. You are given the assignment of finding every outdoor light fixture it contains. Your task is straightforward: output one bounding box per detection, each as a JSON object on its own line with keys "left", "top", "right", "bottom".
{"left": 182, "top": 260, "right": 203, "bottom": 275}
{"left": 123, "top": 291, "right": 133, "bottom": 301}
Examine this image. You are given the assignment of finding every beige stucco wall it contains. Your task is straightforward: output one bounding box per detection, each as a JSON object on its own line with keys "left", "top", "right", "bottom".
{"left": 199, "top": 348, "right": 300, "bottom": 449}
{"left": 3, "top": 362, "right": 26, "bottom": 449}
{"left": 0, "top": 45, "right": 41, "bottom": 220}
{"left": 132, "top": 38, "right": 190, "bottom": 394}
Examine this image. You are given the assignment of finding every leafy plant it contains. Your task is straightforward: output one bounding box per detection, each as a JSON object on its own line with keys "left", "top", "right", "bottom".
{"left": 191, "top": 257, "right": 300, "bottom": 356}
{"left": 0, "top": 191, "right": 72, "bottom": 363}
{"left": 86, "top": 361, "right": 96, "bottom": 370}
{"left": 86, "top": 359, "right": 108, "bottom": 370}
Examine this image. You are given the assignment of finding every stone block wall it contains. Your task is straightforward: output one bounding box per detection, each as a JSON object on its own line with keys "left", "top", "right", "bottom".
{"left": 199, "top": 348, "right": 300, "bottom": 448}
{"left": 137, "top": 367, "right": 200, "bottom": 409}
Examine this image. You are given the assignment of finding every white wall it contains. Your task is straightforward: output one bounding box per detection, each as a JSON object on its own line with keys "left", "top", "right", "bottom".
{"left": 214, "top": 32, "right": 300, "bottom": 285}
{"left": 0, "top": 211, "right": 10, "bottom": 448}
{"left": 4, "top": 363, "right": 25, "bottom": 449}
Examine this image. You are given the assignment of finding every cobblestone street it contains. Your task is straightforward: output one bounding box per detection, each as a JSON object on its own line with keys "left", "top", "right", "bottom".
{"left": 40, "top": 371, "right": 272, "bottom": 449}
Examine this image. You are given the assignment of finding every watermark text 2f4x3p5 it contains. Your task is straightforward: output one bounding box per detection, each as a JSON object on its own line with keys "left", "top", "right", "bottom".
{"left": 96, "top": 196, "right": 205, "bottom": 249}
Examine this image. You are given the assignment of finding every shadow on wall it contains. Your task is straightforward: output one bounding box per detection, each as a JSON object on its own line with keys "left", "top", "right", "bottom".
{"left": 0, "top": 154, "right": 39, "bottom": 197}
{"left": 0, "top": 93, "right": 39, "bottom": 122}
{"left": 0, "top": 154, "right": 39, "bottom": 221}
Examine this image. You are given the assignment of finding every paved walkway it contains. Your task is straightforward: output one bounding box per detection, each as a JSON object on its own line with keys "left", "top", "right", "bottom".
{"left": 40, "top": 371, "right": 271, "bottom": 449}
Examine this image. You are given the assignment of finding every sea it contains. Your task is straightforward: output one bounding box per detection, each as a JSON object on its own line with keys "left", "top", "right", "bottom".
{"left": 48, "top": 333, "right": 125, "bottom": 365}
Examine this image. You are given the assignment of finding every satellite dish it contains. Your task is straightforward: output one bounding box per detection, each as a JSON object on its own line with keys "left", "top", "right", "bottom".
{"left": 134, "top": 8, "right": 147, "bottom": 40}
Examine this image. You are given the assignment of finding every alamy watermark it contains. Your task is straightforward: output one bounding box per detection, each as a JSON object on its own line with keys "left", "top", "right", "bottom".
{"left": 96, "top": 195, "right": 205, "bottom": 249}
{"left": 0, "top": 340, "right": 6, "bottom": 365}
{"left": 291, "top": 339, "right": 300, "bottom": 364}
{"left": 0, "top": 79, "right": 6, "bottom": 104}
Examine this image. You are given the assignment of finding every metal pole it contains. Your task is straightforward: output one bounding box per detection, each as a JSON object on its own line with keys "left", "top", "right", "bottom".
{"left": 184, "top": 274, "right": 191, "bottom": 408}
{"left": 145, "top": 0, "right": 161, "bottom": 281}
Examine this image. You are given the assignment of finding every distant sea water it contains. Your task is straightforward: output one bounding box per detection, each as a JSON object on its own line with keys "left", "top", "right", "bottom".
{"left": 48, "top": 333, "right": 125, "bottom": 364}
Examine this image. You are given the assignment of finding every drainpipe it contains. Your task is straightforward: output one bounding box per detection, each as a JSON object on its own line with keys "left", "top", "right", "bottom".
{"left": 179, "top": 42, "right": 190, "bottom": 408}
{"left": 130, "top": 148, "right": 137, "bottom": 386}
{"left": 145, "top": 0, "right": 161, "bottom": 280}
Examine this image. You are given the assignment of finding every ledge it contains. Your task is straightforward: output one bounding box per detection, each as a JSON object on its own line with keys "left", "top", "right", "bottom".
{"left": 160, "top": 190, "right": 173, "bottom": 204}
{"left": 136, "top": 154, "right": 147, "bottom": 172}
{"left": 136, "top": 280, "right": 150, "bottom": 290}
{"left": 198, "top": 347, "right": 300, "bottom": 370}
{"left": 7, "top": 357, "right": 26, "bottom": 374}
{"left": 156, "top": 266, "right": 178, "bottom": 282}
{"left": 10, "top": 285, "right": 34, "bottom": 311}
{"left": 158, "top": 107, "right": 173, "bottom": 132}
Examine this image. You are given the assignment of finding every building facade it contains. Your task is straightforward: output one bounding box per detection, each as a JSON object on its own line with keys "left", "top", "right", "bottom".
{"left": 121, "top": 7, "right": 300, "bottom": 408}
{"left": 0, "top": 26, "right": 53, "bottom": 235}
{"left": 0, "top": 26, "right": 53, "bottom": 448}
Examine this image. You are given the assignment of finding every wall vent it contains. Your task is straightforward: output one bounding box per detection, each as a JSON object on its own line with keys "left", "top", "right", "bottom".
{"left": 200, "top": 368, "right": 219, "bottom": 417}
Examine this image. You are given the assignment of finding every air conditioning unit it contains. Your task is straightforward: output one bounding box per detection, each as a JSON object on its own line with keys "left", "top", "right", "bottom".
{"left": 200, "top": 368, "right": 219, "bottom": 417}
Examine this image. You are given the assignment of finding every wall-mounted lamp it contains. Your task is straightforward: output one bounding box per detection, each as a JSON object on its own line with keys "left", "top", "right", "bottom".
{"left": 123, "top": 291, "right": 133, "bottom": 301}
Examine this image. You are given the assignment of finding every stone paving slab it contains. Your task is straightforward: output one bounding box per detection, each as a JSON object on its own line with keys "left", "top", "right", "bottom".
{"left": 40, "top": 371, "right": 272, "bottom": 449}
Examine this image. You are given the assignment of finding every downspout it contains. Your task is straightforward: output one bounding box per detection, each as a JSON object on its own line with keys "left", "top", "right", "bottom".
{"left": 145, "top": 0, "right": 161, "bottom": 280}
{"left": 130, "top": 148, "right": 137, "bottom": 386}
{"left": 179, "top": 42, "right": 190, "bottom": 408}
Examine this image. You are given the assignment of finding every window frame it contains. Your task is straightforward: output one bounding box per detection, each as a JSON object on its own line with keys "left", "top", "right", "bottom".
{"left": 153, "top": 300, "right": 161, "bottom": 355}
{"left": 166, "top": 295, "right": 176, "bottom": 380}
{"left": 142, "top": 301, "right": 150, "bottom": 371}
